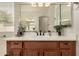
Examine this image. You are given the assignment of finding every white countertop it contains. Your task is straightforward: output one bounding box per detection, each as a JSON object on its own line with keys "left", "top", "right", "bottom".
{"left": 1, "top": 35, "right": 77, "bottom": 41}
{"left": 0, "top": 32, "right": 77, "bottom": 41}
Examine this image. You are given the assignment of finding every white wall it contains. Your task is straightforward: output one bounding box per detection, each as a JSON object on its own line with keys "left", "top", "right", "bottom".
{"left": 73, "top": 7, "right": 79, "bottom": 56}
{"left": 0, "top": 40, "right": 6, "bottom": 56}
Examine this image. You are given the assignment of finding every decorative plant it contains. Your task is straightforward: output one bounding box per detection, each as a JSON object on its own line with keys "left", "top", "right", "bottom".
{"left": 16, "top": 22, "right": 26, "bottom": 37}
{"left": 54, "top": 25, "right": 62, "bottom": 36}
{"left": 54, "top": 25, "right": 70, "bottom": 36}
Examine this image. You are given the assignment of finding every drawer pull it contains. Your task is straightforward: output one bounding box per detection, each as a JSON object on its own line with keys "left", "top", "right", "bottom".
{"left": 64, "top": 43, "right": 68, "bottom": 45}
{"left": 14, "top": 43, "right": 19, "bottom": 45}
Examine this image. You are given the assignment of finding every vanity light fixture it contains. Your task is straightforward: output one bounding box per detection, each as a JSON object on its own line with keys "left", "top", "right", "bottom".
{"left": 31, "top": 3, "right": 51, "bottom": 7}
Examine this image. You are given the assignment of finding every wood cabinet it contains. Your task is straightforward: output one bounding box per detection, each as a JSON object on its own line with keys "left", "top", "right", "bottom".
{"left": 43, "top": 49, "right": 60, "bottom": 56}
{"left": 22, "top": 41, "right": 60, "bottom": 56}
{"left": 7, "top": 49, "right": 22, "bottom": 56}
{"left": 6, "top": 41, "right": 76, "bottom": 56}
{"left": 22, "top": 49, "right": 39, "bottom": 56}
{"left": 7, "top": 41, "right": 22, "bottom": 56}
{"left": 60, "top": 41, "right": 76, "bottom": 56}
{"left": 60, "top": 49, "right": 73, "bottom": 56}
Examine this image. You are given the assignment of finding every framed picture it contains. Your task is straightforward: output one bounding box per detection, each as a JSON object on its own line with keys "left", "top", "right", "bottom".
{"left": 0, "top": 2, "right": 14, "bottom": 32}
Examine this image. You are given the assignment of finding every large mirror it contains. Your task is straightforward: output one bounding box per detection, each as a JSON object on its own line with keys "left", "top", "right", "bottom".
{"left": 18, "top": 2, "right": 72, "bottom": 32}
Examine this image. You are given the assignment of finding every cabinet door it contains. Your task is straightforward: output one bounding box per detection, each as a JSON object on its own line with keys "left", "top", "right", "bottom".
{"left": 60, "top": 41, "right": 76, "bottom": 56}
{"left": 23, "top": 49, "right": 39, "bottom": 56}
{"left": 43, "top": 49, "right": 60, "bottom": 56}
{"left": 61, "top": 49, "right": 74, "bottom": 56}
{"left": 7, "top": 49, "right": 22, "bottom": 56}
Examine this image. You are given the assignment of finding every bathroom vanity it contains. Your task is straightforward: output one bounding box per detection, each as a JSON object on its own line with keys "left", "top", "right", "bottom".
{"left": 6, "top": 38, "right": 76, "bottom": 56}
{"left": 0, "top": 2, "right": 75, "bottom": 56}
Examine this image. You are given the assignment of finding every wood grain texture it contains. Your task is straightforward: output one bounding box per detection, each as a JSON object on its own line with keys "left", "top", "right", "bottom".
{"left": 6, "top": 41, "right": 76, "bottom": 56}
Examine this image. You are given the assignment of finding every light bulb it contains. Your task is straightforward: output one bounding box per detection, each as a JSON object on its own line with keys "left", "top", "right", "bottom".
{"left": 45, "top": 3, "right": 50, "bottom": 7}
{"left": 38, "top": 3, "right": 43, "bottom": 7}
{"left": 31, "top": 3, "right": 37, "bottom": 7}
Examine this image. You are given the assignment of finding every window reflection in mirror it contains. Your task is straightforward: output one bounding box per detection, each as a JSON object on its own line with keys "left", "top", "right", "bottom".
{"left": 61, "top": 3, "right": 72, "bottom": 26}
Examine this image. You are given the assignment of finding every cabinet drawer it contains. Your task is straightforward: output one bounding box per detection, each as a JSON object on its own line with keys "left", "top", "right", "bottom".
{"left": 7, "top": 41, "right": 22, "bottom": 49}
{"left": 23, "top": 41, "right": 42, "bottom": 48}
{"left": 60, "top": 41, "right": 76, "bottom": 49}
{"left": 23, "top": 41, "right": 59, "bottom": 49}
{"left": 42, "top": 41, "right": 59, "bottom": 49}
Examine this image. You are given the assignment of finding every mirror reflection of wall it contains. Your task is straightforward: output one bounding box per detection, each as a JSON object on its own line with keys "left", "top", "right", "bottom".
{"left": 20, "top": 3, "right": 55, "bottom": 32}
{"left": 54, "top": 4, "right": 60, "bottom": 26}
